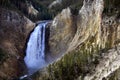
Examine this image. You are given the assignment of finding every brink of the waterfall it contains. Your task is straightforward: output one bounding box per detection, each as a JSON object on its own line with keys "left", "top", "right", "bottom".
{"left": 24, "top": 22, "right": 48, "bottom": 75}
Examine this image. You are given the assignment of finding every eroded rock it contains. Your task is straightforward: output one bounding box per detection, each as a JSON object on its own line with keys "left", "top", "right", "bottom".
{"left": 33, "top": 0, "right": 120, "bottom": 80}
{"left": 48, "top": 7, "right": 76, "bottom": 58}
{"left": 0, "top": 8, "right": 35, "bottom": 79}
{"left": 68, "top": 0, "right": 104, "bottom": 51}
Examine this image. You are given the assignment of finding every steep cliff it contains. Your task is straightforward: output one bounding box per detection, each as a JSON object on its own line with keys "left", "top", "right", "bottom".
{"left": 48, "top": 7, "right": 76, "bottom": 58}
{"left": 0, "top": 8, "right": 35, "bottom": 79}
{"left": 32, "top": 0, "right": 120, "bottom": 80}
{"left": 0, "top": 0, "right": 120, "bottom": 79}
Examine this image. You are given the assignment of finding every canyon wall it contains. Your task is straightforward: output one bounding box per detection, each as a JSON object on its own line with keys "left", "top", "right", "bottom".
{"left": 0, "top": 8, "right": 35, "bottom": 79}
{"left": 48, "top": 7, "right": 76, "bottom": 58}
{"left": 0, "top": 0, "right": 120, "bottom": 79}
{"left": 33, "top": 0, "right": 120, "bottom": 80}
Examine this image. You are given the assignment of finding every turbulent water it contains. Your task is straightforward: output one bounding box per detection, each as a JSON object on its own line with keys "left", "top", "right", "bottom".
{"left": 24, "top": 22, "right": 48, "bottom": 75}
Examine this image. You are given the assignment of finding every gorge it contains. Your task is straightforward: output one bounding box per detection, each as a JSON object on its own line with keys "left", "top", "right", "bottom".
{"left": 0, "top": 0, "right": 120, "bottom": 80}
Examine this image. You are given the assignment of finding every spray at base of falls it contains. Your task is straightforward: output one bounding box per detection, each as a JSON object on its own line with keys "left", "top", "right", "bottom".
{"left": 24, "top": 22, "right": 48, "bottom": 76}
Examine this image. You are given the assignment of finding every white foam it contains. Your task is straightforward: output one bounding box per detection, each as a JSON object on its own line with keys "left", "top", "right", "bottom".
{"left": 24, "top": 22, "right": 47, "bottom": 74}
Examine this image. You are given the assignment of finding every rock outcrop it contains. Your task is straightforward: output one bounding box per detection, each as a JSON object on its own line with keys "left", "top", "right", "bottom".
{"left": 68, "top": 0, "right": 104, "bottom": 51}
{"left": 0, "top": 8, "right": 35, "bottom": 79}
{"left": 48, "top": 7, "right": 76, "bottom": 58}
{"left": 49, "top": 0, "right": 62, "bottom": 8}
{"left": 83, "top": 46, "right": 120, "bottom": 80}
{"left": 27, "top": 2, "right": 39, "bottom": 16}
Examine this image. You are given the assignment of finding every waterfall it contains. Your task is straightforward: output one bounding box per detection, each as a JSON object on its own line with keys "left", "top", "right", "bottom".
{"left": 24, "top": 22, "right": 47, "bottom": 75}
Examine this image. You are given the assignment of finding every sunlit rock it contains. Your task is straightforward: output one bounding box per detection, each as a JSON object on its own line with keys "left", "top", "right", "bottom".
{"left": 48, "top": 7, "right": 76, "bottom": 57}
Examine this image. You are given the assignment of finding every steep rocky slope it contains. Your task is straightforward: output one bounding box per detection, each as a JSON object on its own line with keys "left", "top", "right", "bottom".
{"left": 32, "top": 0, "right": 120, "bottom": 80}
{"left": 0, "top": 0, "right": 120, "bottom": 80}
{"left": 48, "top": 7, "right": 76, "bottom": 58}
{"left": 0, "top": 8, "right": 35, "bottom": 79}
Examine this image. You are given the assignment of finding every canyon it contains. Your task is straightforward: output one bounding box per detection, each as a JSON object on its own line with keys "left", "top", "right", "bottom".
{"left": 0, "top": 0, "right": 120, "bottom": 80}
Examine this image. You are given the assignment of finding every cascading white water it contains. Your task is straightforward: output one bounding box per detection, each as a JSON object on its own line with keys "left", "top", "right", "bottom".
{"left": 24, "top": 22, "right": 47, "bottom": 75}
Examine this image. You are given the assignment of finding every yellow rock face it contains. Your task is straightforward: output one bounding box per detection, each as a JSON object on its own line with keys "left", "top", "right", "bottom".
{"left": 33, "top": 0, "right": 120, "bottom": 80}
{"left": 48, "top": 7, "right": 76, "bottom": 57}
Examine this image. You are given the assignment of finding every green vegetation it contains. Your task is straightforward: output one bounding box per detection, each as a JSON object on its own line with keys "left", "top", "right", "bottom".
{"left": 0, "top": 0, "right": 10, "bottom": 7}
{"left": 31, "top": 43, "right": 103, "bottom": 80}
{"left": 27, "top": 0, "right": 54, "bottom": 21}
{"left": 0, "top": 0, "right": 119, "bottom": 21}
{"left": 0, "top": 0, "right": 54, "bottom": 21}
{"left": 40, "top": 42, "right": 103, "bottom": 80}
{"left": 33, "top": 32, "right": 115, "bottom": 80}
{"left": 50, "top": 0, "right": 83, "bottom": 15}
{"left": 103, "top": 0, "right": 120, "bottom": 16}
{"left": 62, "top": 0, "right": 83, "bottom": 15}
{"left": 0, "top": 0, "right": 83, "bottom": 21}
{"left": 32, "top": 30, "right": 116, "bottom": 80}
